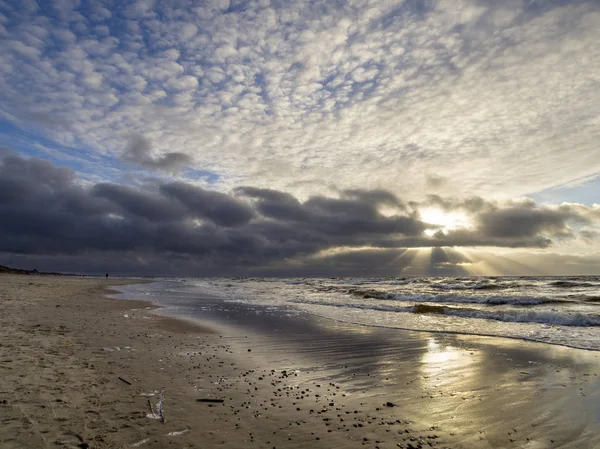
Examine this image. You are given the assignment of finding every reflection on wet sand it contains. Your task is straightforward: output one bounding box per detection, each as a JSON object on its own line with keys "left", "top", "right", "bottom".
{"left": 421, "top": 337, "right": 481, "bottom": 389}
{"left": 114, "top": 287, "right": 600, "bottom": 448}
{"left": 413, "top": 334, "right": 600, "bottom": 448}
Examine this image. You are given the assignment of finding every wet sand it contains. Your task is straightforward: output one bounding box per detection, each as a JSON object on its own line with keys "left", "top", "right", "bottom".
{"left": 1, "top": 275, "right": 453, "bottom": 449}
{"left": 1, "top": 275, "right": 599, "bottom": 449}
{"left": 117, "top": 284, "right": 600, "bottom": 449}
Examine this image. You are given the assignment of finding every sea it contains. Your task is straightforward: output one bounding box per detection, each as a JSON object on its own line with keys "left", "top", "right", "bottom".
{"left": 117, "top": 276, "right": 600, "bottom": 351}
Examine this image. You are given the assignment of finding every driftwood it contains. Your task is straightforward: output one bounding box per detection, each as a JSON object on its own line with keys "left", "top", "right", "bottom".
{"left": 197, "top": 398, "right": 225, "bottom": 403}
{"left": 118, "top": 376, "right": 132, "bottom": 385}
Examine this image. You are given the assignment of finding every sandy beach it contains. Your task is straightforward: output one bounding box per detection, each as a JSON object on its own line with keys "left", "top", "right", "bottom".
{"left": 1, "top": 275, "right": 599, "bottom": 449}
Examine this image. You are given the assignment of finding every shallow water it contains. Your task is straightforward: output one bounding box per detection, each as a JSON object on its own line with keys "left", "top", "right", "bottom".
{"left": 118, "top": 276, "right": 600, "bottom": 351}
{"left": 113, "top": 279, "right": 600, "bottom": 448}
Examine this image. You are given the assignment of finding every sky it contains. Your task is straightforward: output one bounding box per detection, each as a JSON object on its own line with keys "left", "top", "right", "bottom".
{"left": 0, "top": 0, "right": 599, "bottom": 276}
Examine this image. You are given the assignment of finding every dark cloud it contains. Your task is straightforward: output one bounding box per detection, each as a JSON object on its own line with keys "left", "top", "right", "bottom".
{"left": 161, "top": 182, "right": 255, "bottom": 227}
{"left": 341, "top": 189, "right": 405, "bottom": 210}
{"left": 122, "top": 135, "right": 192, "bottom": 173}
{"left": 0, "top": 155, "right": 110, "bottom": 216}
{"left": 422, "top": 194, "right": 592, "bottom": 243}
{"left": 0, "top": 147, "right": 15, "bottom": 159}
{"left": 237, "top": 187, "right": 424, "bottom": 237}
{"left": 1, "top": 154, "right": 598, "bottom": 275}
{"left": 92, "top": 183, "right": 187, "bottom": 222}
{"left": 234, "top": 187, "right": 306, "bottom": 221}
{"left": 477, "top": 207, "right": 579, "bottom": 240}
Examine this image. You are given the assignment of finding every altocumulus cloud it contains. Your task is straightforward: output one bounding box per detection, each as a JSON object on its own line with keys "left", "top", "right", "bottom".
{"left": 0, "top": 0, "right": 600, "bottom": 198}
{"left": 1, "top": 154, "right": 599, "bottom": 276}
{"left": 121, "top": 135, "right": 192, "bottom": 173}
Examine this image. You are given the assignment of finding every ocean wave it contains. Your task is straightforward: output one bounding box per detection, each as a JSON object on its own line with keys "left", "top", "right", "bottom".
{"left": 549, "top": 280, "right": 595, "bottom": 288}
{"left": 571, "top": 295, "right": 600, "bottom": 303}
{"left": 312, "top": 285, "right": 555, "bottom": 305}
{"left": 290, "top": 298, "right": 600, "bottom": 327}
{"left": 429, "top": 281, "right": 523, "bottom": 290}
{"left": 437, "top": 306, "right": 600, "bottom": 327}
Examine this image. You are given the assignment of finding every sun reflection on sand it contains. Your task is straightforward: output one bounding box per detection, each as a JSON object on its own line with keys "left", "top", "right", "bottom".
{"left": 420, "top": 337, "right": 481, "bottom": 390}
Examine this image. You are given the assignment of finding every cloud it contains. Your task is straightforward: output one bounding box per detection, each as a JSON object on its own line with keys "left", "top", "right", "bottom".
{"left": 91, "top": 183, "right": 187, "bottom": 222}
{"left": 1, "top": 154, "right": 599, "bottom": 275}
{"left": 121, "top": 135, "right": 192, "bottom": 173}
{"left": 0, "top": 147, "right": 15, "bottom": 159}
{"left": 425, "top": 174, "right": 448, "bottom": 191}
{"left": 580, "top": 229, "right": 599, "bottom": 242}
{"left": 236, "top": 186, "right": 424, "bottom": 238}
{"left": 160, "top": 182, "right": 255, "bottom": 227}
{"left": 341, "top": 189, "right": 406, "bottom": 210}
{"left": 477, "top": 207, "right": 580, "bottom": 240}
{"left": 0, "top": 0, "right": 599, "bottom": 199}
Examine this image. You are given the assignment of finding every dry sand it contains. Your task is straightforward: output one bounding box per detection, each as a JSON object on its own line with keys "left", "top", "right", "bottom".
{"left": 0, "top": 275, "right": 454, "bottom": 449}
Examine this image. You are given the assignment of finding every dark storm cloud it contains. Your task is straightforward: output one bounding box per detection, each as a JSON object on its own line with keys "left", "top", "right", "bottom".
{"left": 236, "top": 187, "right": 422, "bottom": 236}
{"left": 92, "top": 183, "right": 187, "bottom": 222}
{"left": 477, "top": 207, "right": 577, "bottom": 239}
{"left": 422, "top": 194, "right": 592, "bottom": 242}
{"left": 1, "top": 155, "right": 598, "bottom": 275}
{"left": 161, "top": 182, "right": 255, "bottom": 227}
{"left": 0, "top": 155, "right": 111, "bottom": 216}
{"left": 234, "top": 187, "right": 307, "bottom": 221}
{"left": 121, "top": 135, "right": 192, "bottom": 173}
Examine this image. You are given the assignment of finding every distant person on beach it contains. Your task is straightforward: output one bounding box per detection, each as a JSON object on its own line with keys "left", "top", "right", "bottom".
{"left": 105, "top": 273, "right": 109, "bottom": 279}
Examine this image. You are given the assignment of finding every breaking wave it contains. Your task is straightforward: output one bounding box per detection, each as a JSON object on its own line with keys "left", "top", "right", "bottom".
{"left": 313, "top": 286, "right": 560, "bottom": 306}
{"left": 290, "top": 298, "right": 600, "bottom": 327}
{"left": 549, "top": 280, "right": 595, "bottom": 288}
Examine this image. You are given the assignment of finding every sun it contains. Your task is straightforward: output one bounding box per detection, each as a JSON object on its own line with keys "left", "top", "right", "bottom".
{"left": 421, "top": 208, "right": 470, "bottom": 236}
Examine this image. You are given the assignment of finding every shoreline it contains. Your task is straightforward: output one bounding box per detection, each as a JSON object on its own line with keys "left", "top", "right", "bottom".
{"left": 0, "top": 275, "right": 456, "bottom": 449}
{"left": 111, "top": 281, "right": 600, "bottom": 354}
{"left": 300, "top": 309, "right": 600, "bottom": 353}
{"left": 2, "top": 275, "right": 600, "bottom": 449}
{"left": 115, "top": 280, "right": 600, "bottom": 448}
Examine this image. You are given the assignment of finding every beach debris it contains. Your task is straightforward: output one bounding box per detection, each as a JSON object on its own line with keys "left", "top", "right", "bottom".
{"left": 118, "top": 376, "right": 132, "bottom": 385}
{"left": 385, "top": 402, "right": 395, "bottom": 407}
{"left": 101, "top": 346, "right": 133, "bottom": 353}
{"left": 167, "top": 429, "right": 190, "bottom": 436}
{"left": 130, "top": 437, "right": 150, "bottom": 447}
{"left": 140, "top": 392, "right": 156, "bottom": 397}
{"left": 197, "top": 398, "right": 225, "bottom": 403}
{"left": 147, "top": 388, "right": 166, "bottom": 423}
